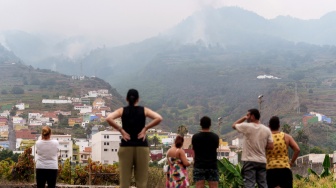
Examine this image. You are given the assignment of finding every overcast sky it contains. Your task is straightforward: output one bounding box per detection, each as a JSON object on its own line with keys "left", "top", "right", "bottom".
{"left": 1, "top": 0, "right": 336, "bottom": 45}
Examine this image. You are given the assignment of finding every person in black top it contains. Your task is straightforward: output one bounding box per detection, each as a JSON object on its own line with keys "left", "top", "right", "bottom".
{"left": 192, "top": 116, "right": 219, "bottom": 188}
{"left": 106, "top": 89, "right": 162, "bottom": 188}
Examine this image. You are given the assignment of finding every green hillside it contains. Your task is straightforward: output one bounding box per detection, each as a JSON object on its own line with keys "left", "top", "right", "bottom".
{"left": 0, "top": 56, "right": 125, "bottom": 114}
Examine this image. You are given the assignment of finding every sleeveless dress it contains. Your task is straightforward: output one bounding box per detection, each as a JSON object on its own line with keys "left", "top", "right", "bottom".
{"left": 166, "top": 150, "right": 189, "bottom": 188}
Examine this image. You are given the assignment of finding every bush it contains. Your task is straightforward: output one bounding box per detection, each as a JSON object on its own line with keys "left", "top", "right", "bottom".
{"left": 11, "top": 86, "right": 24, "bottom": 94}
{"left": 10, "top": 148, "right": 34, "bottom": 182}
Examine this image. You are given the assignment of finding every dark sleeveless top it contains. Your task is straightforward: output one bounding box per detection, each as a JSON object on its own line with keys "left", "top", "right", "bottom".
{"left": 120, "top": 106, "right": 148, "bottom": 147}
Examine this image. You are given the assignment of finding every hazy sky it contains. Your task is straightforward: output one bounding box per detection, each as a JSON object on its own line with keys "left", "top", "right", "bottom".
{"left": 1, "top": 0, "right": 336, "bottom": 45}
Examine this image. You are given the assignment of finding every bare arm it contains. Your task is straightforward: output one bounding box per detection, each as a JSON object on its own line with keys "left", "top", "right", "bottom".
{"left": 287, "top": 134, "right": 300, "bottom": 167}
{"left": 138, "top": 107, "right": 163, "bottom": 141}
{"left": 179, "top": 149, "right": 190, "bottom": 167}
{"left": 232, "top": 116, "right": 247, "bottom": 129}
{"left": 266, "top": 142, "right": 274, "bottom": 150}
{"left": 106, "top": 108, "right": 130, "bottom": 141}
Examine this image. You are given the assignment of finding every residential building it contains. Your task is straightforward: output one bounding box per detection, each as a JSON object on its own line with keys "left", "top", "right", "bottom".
{"left": 0, "top": 117, "right": 8, "bottom": 126}
{"left": 92, "top": 98, "right": 105, "bottom": 109}
{"left": 16, "top": 129, "right": 36, "bottom": 139}
{"left": 0, "top": 141, "right": 9, "bottom": 149}
{"left": 0, "top": 125, "right": 8, "bottom": 132}
{"left": 19, "top": 140, "right": 36, "bottom": 151}
{"left": 74, "top": 105, "right": 92, "bottom": 114}
{"left": 15, "top": 103, "right": 25, "bottom": 110}
{"left": 91, "top": 130, "right": 121, "bottom": 164}
{"left": 79, "top": 147, "right": 91, "bottom": 164}
{"left": 75, "top": 139, "right": 90, "bottom": 151}
{"left": 73, "top": 144, "right": 80, "bottom": 163}
{"left": 150, "top": 148, "right": 164, "bottom": 161}
{"left": 42, "top": 99, "right": 72, "bottom": 104}
{"left": 68, "top": 118, "right": 83, "bottom": 127}
{"left": 12, "top": 116, "right": 25, "bottom": 125}
{"left": 81, "top": 97, "right": 91, "bottom": 105}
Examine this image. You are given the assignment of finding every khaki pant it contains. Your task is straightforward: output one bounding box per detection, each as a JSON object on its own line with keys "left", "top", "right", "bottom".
{"left": 118, "top": 146, "right": 149, "bottom": 188}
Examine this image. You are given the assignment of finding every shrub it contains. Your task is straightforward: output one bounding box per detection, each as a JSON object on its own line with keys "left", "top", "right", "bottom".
{"left": 10, "top": 148, "right": 34, "bottom": 182}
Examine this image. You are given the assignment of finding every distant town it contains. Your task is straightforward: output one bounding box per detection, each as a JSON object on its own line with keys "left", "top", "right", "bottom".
{"left": 0, "top": 87, "right": 332, "bottom": 167}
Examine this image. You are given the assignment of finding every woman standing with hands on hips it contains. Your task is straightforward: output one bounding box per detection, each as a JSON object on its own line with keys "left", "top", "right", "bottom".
{"left": 106, "top": 88, "right": 163, "bottom": 188}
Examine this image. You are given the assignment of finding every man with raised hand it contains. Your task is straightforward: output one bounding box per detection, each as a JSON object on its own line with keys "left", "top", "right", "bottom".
{"left": 232, "top": 109, "right": 273, "bottom": 188}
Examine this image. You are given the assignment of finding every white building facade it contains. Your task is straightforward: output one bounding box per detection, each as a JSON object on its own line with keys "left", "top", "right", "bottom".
{"left": 91, "top": 131, "right": 121, "bottom": 164}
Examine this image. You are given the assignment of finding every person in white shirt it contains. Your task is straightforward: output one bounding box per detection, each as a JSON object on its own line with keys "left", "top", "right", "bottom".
{"left": 35, "top": 126, "right": 59, "bottom": 188}
{"left": 232, "top": 109, "right": 274, "bottom": 188}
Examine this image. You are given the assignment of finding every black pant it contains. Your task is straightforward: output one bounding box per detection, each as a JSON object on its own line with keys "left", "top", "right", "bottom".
{"left": 36, "top": 169, "right": 58, "bottom": 188}
{"left": 266, "top": 168, "right": 293, "bottom": 188}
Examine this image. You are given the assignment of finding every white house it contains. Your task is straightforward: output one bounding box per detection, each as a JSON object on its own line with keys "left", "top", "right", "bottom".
{"left": 74, "top": 105, "right": 92, "bottom": 114}
{"left": 28, "top": 113, "right": 42, "bottom": 120}
{"left": 0, "top": 125, "right": 8, "bottom": 132}
{"left": 12, "top": 116, "right": 25, "bottom": 125}
{"left": 91, "top": 130, "right": 121, "bottom": 164}
{"left": 87, "top": 91, "right": 98, "bottom": 98}
{"left": 42, "top": 99, "right": 72, "bottom": 104}
{"left": 15, "top": 103, "right": 25, "bottom": 110}
{"left": 75, "top": 139, "right": 90, "bottom": 152}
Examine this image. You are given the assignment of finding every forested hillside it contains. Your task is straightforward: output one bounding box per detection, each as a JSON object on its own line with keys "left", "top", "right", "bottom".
{"left": 0, "top": 45, "right": 125, "bottom": 113}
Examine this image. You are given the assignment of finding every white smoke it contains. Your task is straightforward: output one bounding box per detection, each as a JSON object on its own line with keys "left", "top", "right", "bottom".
{"left": 0, "top": 34, "right": 11, "bottom": 51}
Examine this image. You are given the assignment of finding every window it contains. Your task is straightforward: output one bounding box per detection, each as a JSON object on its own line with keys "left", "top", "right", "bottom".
{"left": 64, "top": 145, "right": 67, "bottom": 147}
{"left": 107, "top": 135, "right": 109, "bottom": 139}
{"left": 104, "top": 142, "right": 106, "bottom": 145}
{"left": 107, "top": 142, "right": 109, "bottom": 145}
{"left": 66, "top": 154, "right": 68, "bottom": 157}
{"left": 104, "top": 149, "right": 107, "bottom": 151}
{"left": 104, "top": 135, "right": 106, "bottom": 138}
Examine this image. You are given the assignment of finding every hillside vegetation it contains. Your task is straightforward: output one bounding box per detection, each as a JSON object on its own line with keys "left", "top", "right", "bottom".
{"left": 0, "top": 49, "right": 125, "bottom": 114}
{"left": 2, "top": 7, "right": 336, "bottom": 153}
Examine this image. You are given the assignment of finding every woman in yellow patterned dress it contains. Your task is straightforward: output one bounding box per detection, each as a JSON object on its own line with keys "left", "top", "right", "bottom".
{"left": 166, "top": 135, "right": 190, "bottom": 188}
{"left": 266, "top": 116, "right": 300, "bottom": 188}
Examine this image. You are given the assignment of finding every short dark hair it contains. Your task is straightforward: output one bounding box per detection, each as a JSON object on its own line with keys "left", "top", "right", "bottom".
{"left": 175, "top": 135, "right": 184, "bottom": 148}
{"left": 248, "top": 108, "right": 260, "bottom": 120}
{"left": 200, "top": 116, "right": 211, "bottom": 129}
{"left": 269, "top": 116, "right": 280, "bottom": 131}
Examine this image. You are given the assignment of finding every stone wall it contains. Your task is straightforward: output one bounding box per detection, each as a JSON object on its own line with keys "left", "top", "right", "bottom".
{"left": 292, "top": 163, "right": 326, "bottom": 177}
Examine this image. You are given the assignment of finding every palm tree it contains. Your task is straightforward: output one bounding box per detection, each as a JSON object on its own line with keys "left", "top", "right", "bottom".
{"left": 177, "top": 125, "right": 188, "bottom": 137}
{"left": 152, "top": 135, "right": 160, "bottom": 148}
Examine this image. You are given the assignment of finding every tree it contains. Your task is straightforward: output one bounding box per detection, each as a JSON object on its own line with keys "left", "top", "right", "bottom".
{"left": 282, "top": 124, "right": 291, "bottom": 134}
{"left": 310, "top": 146, "right": 325, "bottom": 154}
{"left": 11, "top": 86, "right": 24, "bottom": 94}
{"left": 177, "top": 125, "right": 188, "bottom": 137}
{"left": 11, "top": 148, "right": 34, "bottom": 181}
{"left": 295, "top": 129, "right": 309, "bottom": 145}
{"left": 152, "top": 136, "right": 160, "bottom": 148}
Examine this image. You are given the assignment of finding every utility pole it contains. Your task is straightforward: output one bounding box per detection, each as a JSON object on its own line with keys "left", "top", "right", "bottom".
{"left": 258, "top": 95, "right": 263, "bottom": 112}
{"left": 258, "top": 95, "right": 264, "bottom": 122}
{"left": 217, "top": 117, "right": 222, "bottom": 136}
